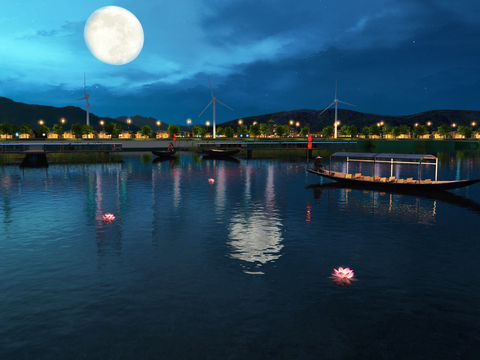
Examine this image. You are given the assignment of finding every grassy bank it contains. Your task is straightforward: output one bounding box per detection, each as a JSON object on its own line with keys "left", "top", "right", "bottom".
{"left": 0, "top": 152, "right": 123, "bottom": 165}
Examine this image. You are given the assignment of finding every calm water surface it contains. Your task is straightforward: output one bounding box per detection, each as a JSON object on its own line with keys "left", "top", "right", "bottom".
{"left": 1, "top": 152, "right": 480, "bottom": 359}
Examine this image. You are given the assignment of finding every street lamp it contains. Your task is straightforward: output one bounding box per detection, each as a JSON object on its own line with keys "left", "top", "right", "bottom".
{"left": 206, "top": 121, "right": 210, "bottom": 135}
{"left": 60, "top": 118, "right": 66, "bottom": 125}
{"left": 295, "top": 121, "right": 300, "bottom": 136}
{"left": 451, "top": 123, "right": 457, "bottom": 130}
{"left": 126, "top": 118, "right": 132, "bottom": 131}
{"left": 99, "top": 120, "right": 104, "bottom": 137}
{"left": 426, "top": 121, "right": 432, "bottom": 127}
{"left": 186, "top": 119, "right": 191, "bottom": 137}
{"left": 38, "top": 120, "right": 44, "bottom": 126}
{"left": 156, "top": 120, "right": 161, "bottom": 131}
{"left": 471, "top": 122, "right": 477, "bottom": 131}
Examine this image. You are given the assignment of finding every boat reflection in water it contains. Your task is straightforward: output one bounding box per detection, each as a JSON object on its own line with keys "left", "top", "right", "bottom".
{"left": 308, "top": 182, "right": 480, "bottom": 225}
{"left": 228, "top": 166, "right": 283, "bottom": 275}
{"left": 202, "top": 154, "right": 240, "bottom": 163}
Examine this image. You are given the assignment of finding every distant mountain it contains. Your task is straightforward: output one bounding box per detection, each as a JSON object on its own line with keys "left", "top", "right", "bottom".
{"left": 0, "top": 97, "right": 173, "bottom": 133}
{"left": 1, "top": 97, "right": 479, "bottom": 133}
{"left": 219, "top": 108, "right": 480, "bottom": 132}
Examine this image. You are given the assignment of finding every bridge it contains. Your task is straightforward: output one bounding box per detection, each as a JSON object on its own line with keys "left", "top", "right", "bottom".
{"left": 198, "top": 141, "right": 358, "bottom": 159}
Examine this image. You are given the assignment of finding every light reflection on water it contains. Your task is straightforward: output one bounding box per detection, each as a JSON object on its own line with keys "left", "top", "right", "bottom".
{"left": 1, "top": 152, "right": 480, "bottom": 359}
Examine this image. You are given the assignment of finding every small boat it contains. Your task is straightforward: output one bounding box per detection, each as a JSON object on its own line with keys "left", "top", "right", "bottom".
{"left": 307, "top": 152, "right": 480, "bottom": 192}
{"left": 201, "top": 148, "right": 240, "bottom": 156}
{"left": 152, "top": 150, "right": 176, "bottom": 157}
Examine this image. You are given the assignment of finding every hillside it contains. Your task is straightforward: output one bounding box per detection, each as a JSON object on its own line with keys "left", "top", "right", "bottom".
{"left": 0, "top": 97, "right": 173, "bottom": 133}
{"left": 1, "top": 96, "right": 479, "bottom": 133}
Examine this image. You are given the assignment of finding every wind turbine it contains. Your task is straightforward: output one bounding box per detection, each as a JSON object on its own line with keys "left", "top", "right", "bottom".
{"left": 319, "top": 80, "right": 355, "bottom": 139}
{"left": 198, "top": 77, "right": 233, "bottom": 138}
{"left": 77, "top": 73, "right": 91, "bottom": 126}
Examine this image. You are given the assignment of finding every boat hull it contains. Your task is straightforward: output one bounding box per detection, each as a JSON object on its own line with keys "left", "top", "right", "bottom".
{"left": 306, "top": 169, "right": 480, "bottom": 192}
{"left": 152, "top": 150, "right": 176, "bottom": 157}
{"left": 201, "top": 149, "right": 240, "bottom": 156}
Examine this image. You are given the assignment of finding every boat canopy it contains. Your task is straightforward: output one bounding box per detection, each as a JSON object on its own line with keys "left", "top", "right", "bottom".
{"left": 330, "top": 152, "right": 437, "bottom": 161}
{"left": 328, "top": 152, "right": 438, "bottom": 181}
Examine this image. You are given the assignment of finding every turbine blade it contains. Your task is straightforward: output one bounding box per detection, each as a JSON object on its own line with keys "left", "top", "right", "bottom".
{"left": 84, "top": 73, "right": 87, "bottom": 94}
{"left": 215, "top": 99, "right": 234, "bottom": 111}
{"left": 198, "top": 100, "right": 213, "bottom": 117}
{"left": 208, "top": 76, "right": 214, "bottom": 99}
{"left": 319, "top": 102, "right": 335, "bottom": 115}
{"left": 335, "top": 79, "right": 337, "bottom": 98}
{"left": 337, "top": 100, "right": 356, "bottom": 107}
{"left": 77, "top": 97, "right": 85, "bottom": 101}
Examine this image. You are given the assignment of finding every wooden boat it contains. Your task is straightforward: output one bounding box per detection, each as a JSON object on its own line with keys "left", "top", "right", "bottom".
{"left": 307, "top": 152, "right": 480, "bottom": 192}
{"left": 152, "top": 150, "right": 176, "bottom": 157}
{"left": 201, "top": 148, "right": 240, "bottom": 156}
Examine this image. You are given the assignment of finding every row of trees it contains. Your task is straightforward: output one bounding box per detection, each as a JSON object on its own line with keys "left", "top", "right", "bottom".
{"left": 189, "top": 123, "right": 309, "bottom": 138}
{"left": 321, "top": 123, "right": 476, "bottom": 138}
{"left": 2, "top": 120, "right": 476, "bottom": 139}
{"left": 0, "top": 121, "right": 156, "bottom": 139}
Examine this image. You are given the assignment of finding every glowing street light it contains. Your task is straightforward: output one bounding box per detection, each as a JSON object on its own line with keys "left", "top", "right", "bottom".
{"left": 471, "top": 122, "right": 477, "bottom": 131}
{"left": 60, "top": 118, "right": 66, "bottom": 125}
{"left": 38, "top": 120, "right": 44, "bottom": 126}
{"left": 186, "top": 118, "right": 191, "bottom": 137}
{"left": 451, "top": 123, "right": 457, "bottom": 130}
{"left": 414, "top": 123, "right": 419, "bottom": 127}
{"left": 238, "top": 119, "right": 243, "bottom": 125}
{"left": 426, "top": 121, "right": 432, "bottom": 127}
{"left": 127, "top": 118, "right": 132, "bottom": 131}
{"left": 156, "top": 120, "right": 161, "bottom": 132}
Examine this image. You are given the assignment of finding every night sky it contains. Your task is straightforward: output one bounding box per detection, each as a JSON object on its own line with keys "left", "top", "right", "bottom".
{"left": 1, "top": 0, "right": 480, "bottom": 125}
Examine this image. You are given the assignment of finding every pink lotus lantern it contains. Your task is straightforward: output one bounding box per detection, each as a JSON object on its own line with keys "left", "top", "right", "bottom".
{"left": 102, "top": 213, "right": 115, "bottom": 223}
{"left": 208, "top": 178, "right": 215, "bottom": 184}
{"left": 329, "top": 267, "right": 357, "bottom": 287}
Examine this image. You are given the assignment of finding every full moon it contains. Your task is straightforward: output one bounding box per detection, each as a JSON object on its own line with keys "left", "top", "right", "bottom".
{"left": 84, "top": 6, "right": 144, "bottom": 65}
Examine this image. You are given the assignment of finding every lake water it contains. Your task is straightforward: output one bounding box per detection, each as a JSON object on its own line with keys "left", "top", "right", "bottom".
{"left": 1, "top": 151, "right": 480, "bottom": 359}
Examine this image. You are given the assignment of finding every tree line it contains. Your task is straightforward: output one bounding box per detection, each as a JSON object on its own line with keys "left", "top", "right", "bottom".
{"left": 321, "top": 123, "right": 476, "bottom": 138}
{"left": 1, "top": 120, "right": 476, "bottom": 139}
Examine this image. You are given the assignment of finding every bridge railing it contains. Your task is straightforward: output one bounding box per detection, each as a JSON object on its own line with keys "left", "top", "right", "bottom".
{"left": 198, "top": 141, "right": 357, "bottom": 150}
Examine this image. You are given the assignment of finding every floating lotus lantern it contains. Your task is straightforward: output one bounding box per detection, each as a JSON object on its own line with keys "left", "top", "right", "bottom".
{"left": 208, "top": 178, "right": 215, "bottom": 184}
{"left": 329, "top": 267, "right": 357, "bottom": 287}
{"left": 102, "top": 213, "right": 115, "bottom": 223}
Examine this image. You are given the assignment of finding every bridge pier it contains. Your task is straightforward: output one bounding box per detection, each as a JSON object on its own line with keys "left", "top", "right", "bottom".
{"left": 20, "top": 152, "right": 49, "bottom": 167}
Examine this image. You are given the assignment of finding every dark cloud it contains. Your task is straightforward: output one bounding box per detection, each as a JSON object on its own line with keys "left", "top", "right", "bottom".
{"left": 2, "top": 0, "right": 480, "bottom": 123}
